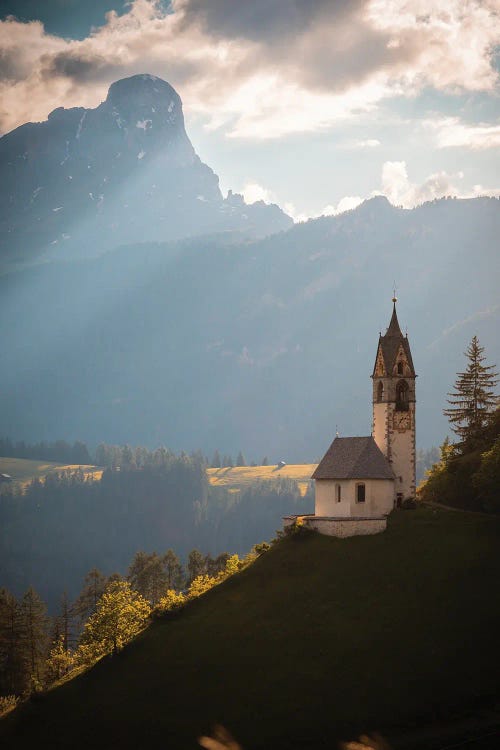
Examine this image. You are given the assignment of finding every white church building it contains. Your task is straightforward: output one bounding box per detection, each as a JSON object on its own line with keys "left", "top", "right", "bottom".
{"left": 284, "top": 298, "right": 416, "bottom": 537}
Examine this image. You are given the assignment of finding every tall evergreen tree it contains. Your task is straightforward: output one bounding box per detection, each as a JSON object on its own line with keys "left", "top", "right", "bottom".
{"left": 163, "top": 549, "right": 184, "bottom": 590}
{"left": 19, "top": 587, "right": 49, "bottom": 692}
{"left": 128, "top": 552, "right": 168, "bottom": 605}
{"left": 236, "top": 451, "right": 246, "bottom": 467}
{"left": 54, "top": 592, "right": 76, "bottom": 652}
{"left": 74, "top": 568, "right": 108, "bottom": 625}
{"left": 187, "top": 549, "right": 206, "bottom": 584}
{"left": 0, "top": 588, "right": 25, "bottom": 696}
{"left": 444, "top": 336, "right": 498, "bottom": 447}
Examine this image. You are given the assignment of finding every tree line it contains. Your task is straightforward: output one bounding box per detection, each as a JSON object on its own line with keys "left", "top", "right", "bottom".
{"left": 0, "top": 542, "right": 270, "bottom": 708}
{"left": 0, "top": 438, "right": 91, "bottom": 466}
{"left": 0, "top": 449, "right": 311, "bottom": 612}
{"left": 0, "top": 436, "right": 270, "bottom": 473}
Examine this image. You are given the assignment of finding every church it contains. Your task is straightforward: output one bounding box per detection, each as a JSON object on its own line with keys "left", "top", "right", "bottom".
{"left": 284, "top": 298, "right": 416, "bottom": 537}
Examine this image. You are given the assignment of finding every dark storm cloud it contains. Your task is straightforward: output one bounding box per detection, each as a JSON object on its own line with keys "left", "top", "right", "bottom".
{"left": 177, "top": 0, "right": 360, "bottom": 42}
{"left": 42, "top": 50, "right": 118, "bottom": 83}
{"left": 176, "top": 0, "right": 397, "bottom": 93}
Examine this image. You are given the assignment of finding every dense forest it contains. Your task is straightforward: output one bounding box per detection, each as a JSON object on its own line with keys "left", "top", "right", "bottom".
{"left": 0, "top": 447, "right": 311, "bottom": 611}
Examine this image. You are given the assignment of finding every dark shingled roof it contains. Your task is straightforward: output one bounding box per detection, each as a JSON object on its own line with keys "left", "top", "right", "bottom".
{"left": 374, "top": 303, "right": 415, "bottom": 376}
{"left": 312, "top": 436, "right": 395, "bottom": 480}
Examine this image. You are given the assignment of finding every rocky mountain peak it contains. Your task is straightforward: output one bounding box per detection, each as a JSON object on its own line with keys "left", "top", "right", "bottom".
{"left": 106, "top": 74, "right": 182, "bottom": 126}
{"left": 0, "top": 75, "right": 292, "bottom": 265}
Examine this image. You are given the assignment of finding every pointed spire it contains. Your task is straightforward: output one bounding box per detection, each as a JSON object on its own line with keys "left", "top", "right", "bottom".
{"left": 386, "top": 296, "right": 403, "bottom": 337}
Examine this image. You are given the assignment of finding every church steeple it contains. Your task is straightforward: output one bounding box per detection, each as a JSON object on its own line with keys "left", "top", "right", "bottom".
{"left": 386, "top": 297, "right": 402, "bottom": 337}
{"left": 371, "top": 298, "right": 416, "bottom": 503}
{"left": 374, "top": 297, "right": 415, "bottom": 378}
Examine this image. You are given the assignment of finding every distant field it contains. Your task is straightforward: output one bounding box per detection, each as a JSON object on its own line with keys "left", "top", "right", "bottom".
{"left": 0, "top": 457, "right": 102, "bottom": 487}
{"left": 0, "top": 458, "right": 314, "bottom": 495}
{"left": 207, "top": 464, "right": 316, "bottom": 496}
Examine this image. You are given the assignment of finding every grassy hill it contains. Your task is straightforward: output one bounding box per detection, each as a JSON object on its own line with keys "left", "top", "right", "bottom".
{"left": 2, "top": 507, "right": 500, "bottom": 750}
{"left": 0, "top": 457, "right": 101, "bottom": 488}
{"left": 207, "top": 464, "right": 316, "bottom": 496}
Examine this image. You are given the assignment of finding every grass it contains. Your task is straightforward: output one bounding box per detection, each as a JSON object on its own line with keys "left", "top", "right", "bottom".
{"left": 0, "top": 457, "right": 102, "bottom": 487}
{"left": 207, "top": 464, "right": 317, "bottom": 496}
{"left": 1, "top": 507, "right": 499, "bottom": 750}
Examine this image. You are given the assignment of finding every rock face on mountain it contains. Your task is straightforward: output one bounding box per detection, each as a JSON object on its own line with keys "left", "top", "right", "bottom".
{"left": 0, "top": 74, "right": 292, "bottom": 264}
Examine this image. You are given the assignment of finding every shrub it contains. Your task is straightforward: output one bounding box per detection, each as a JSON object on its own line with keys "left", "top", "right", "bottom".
{"left": 157, "top": 589, "right": 186, "bottom": 612}
{"left": 0, "top": 695, "right": 18, "bottom": 717}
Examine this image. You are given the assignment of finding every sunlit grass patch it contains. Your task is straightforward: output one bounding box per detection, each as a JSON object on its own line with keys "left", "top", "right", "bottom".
{"left": 0, "top": 457, "right": 100, "bottom": 487}
{"left": 206, "top": 463, "right": 316, "bottom": 496}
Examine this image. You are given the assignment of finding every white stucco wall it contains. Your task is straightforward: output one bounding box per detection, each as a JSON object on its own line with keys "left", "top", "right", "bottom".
{"left": 315, "top": 478, "right": 394, "bottom": 517}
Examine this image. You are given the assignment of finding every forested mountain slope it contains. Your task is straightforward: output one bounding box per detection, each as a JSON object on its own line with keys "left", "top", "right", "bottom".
{"left": 0, "top": 196, "right": 498, "bottom": 458}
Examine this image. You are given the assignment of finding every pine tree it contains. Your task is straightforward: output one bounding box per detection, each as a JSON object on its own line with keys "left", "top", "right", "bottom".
{"left": 0, "top": 588, "right": 25, "bottom": 696}
{"left": 128, "top": 552, "right": 168, "bottom": 605}
{"left": 444, "top": 336, "right": 498, "bottom": 448}
{"left": 74, "top": 568, "right": 108, "bottom": 625}
{"left": 211, "top": 450, "right": 221, "bottom": 468}
{"left": 53, "top": 592, "right": 76, "bottom": 652}
{"left": 236, "top": 451, "right": 246, "bottom": 467}
{"left": 163, "top": 549, "right": 184, "bottom": 590}
{"left": 19, "top": 587, "right": 49, "bottom": 693}
{"left": 187, "top": 549, "right": 206, "bottom": 584}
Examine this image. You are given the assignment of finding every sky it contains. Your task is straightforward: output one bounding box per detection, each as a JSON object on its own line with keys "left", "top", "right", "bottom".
{"left": 1, "top": 0, "right": 499, "bottom": 219}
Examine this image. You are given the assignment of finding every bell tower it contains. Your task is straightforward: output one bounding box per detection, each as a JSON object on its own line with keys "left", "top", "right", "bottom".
{"left": 371, "top": 298, "right": 416, "bottom": 504}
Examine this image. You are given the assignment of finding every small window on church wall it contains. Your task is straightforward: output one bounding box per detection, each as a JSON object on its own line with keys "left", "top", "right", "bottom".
{"left": 356, "top": 483, "right": 366, "bottom": 503}
{"left": 377, "top": 381, "right": 384, "bottom": 402}
{"left": 396, "top": 380, "right": 409, "bottom": 411}
{"left": 397, "top": 361, "right": 403, "bottom": 375}
{"left": 336, "top": 484, "right": 341, "bottom": 502}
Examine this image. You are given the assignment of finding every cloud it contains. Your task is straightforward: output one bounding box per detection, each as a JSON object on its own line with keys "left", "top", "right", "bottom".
{"left": 424, "top": 117, "right": 500, "bottom": 150}
{"left": 0, "top": 0, "right": 498, "bottom": 137}
{"left": 295, "top": 162, "right": 500, "bottom": 220}
{"left": 378, "top": 160, "right": 464, "bottom": 206}
{"left": 285, "top": 195, "right": 364, "bottom": 222}
{"left": 240, "top": 182, "right": 276, "bottom": 204}
{"left": 344, "top": 139, "right": 381, "bottom": 149}
{"left": 378, "top": 160, "right": 500, "bottom": 208}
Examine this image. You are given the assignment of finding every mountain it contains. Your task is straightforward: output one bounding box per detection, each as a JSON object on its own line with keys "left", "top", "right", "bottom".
{"left": 0, "top": 195, "right": 498, "bottom": 457}
{"left": 1, "top": 509, "right": 499, "bottom": 749}
{"left": 0, "top": 74, "right": 292, "bottom": 266}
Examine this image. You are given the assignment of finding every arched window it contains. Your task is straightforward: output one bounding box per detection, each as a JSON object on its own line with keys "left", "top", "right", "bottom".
{"left": 397, "top": 361, "right": 404, "bottom": 375}
{"left": 377, "top": 381, "right": 384, "bottom": 402}
{"left": 396, "top": 380, "right": 409, "bottom": 411}
{"left": 356, "top": 483, "right": 366, "bottom": 503}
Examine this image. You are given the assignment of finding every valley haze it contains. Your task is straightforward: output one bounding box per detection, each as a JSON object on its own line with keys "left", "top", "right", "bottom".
{"left": 0, "top": 73, "right": 498, "bottom": 459}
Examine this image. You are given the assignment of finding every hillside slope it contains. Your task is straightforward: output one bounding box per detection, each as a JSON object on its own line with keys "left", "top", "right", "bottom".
{"left": 2, "top": 508, "right": 499, "bottom": 750}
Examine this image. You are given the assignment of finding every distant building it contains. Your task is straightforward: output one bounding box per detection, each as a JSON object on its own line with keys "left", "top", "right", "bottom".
{"left": 284, "top": 298, "right": 416, "bottom": 537}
